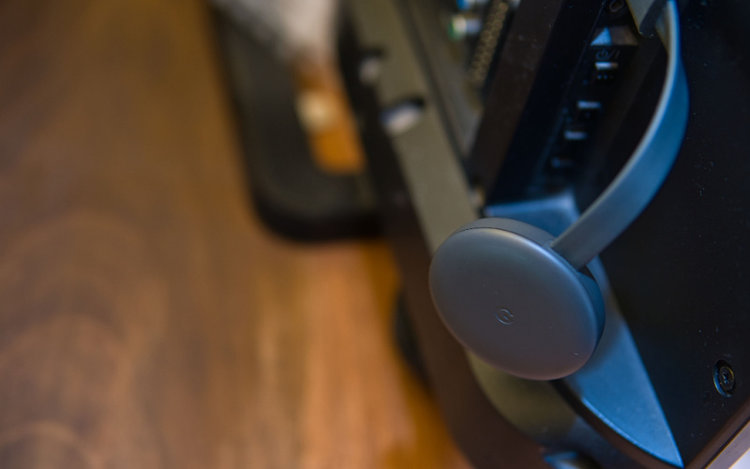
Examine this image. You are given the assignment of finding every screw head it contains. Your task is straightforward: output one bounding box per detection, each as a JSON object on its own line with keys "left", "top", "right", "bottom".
{"left": 608, "top": 0, "right": 625, "bottom": 13}
{"left": 714, "top": 361, "right": 736, "bottom": 397}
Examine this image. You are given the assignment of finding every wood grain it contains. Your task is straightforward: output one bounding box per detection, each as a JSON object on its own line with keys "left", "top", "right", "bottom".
{"left": 0, "top": 0, "right": 470, "bottom": 467}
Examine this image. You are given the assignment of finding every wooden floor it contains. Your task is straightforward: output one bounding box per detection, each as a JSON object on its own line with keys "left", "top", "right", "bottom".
{"left": 0, "top": 0, "right": 469, "bottom": 467}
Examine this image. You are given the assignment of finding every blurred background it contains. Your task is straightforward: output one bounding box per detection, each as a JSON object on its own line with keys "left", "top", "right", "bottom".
{"left": 0, "top": 0, "right": 469, "bottom": 467}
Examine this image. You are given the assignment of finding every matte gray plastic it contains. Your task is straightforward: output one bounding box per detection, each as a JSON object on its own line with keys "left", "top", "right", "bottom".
{"left": 348, "top": 0, "right": 683, "bottom": 462}
{"left": 429, "top": 218, "right": 605, "bottom": 380}
{"left": 483, "top": 193, "right": 682, "bottom": 467}
{"left": 429, "top": 0, "right": 686, "bottom": 380}
{"left": 550, "top": 1, "right": 687, "bottom": 269}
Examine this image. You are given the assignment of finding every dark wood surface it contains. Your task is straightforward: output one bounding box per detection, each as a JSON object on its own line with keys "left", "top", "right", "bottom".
{"left": 0, "top": 0, "right": 469, "bottom": 467}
